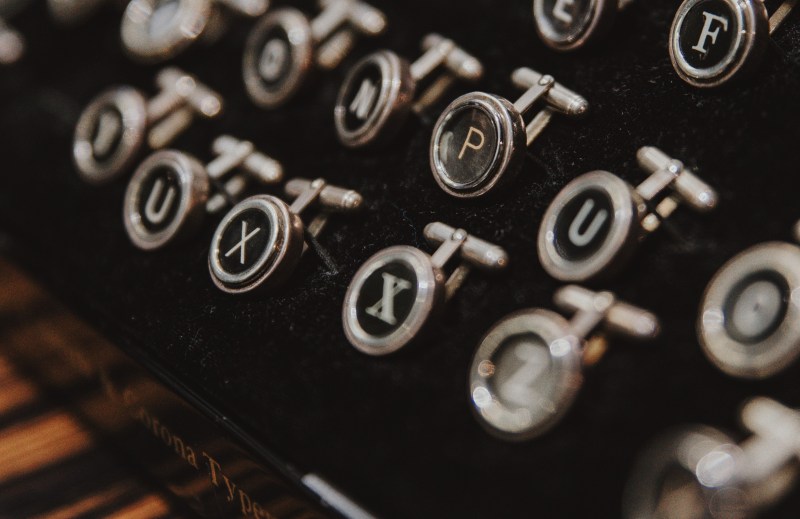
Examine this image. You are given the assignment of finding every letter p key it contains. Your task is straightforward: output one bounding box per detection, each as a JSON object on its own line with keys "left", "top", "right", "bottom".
{"left": 458, "top": 126, "right": 485, "bottom": 159}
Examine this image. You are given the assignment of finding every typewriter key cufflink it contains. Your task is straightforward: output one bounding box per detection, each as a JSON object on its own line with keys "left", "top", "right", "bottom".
{"left": 124, "top": 135, "right": 282, "bottom": 251}
{"left": 74, "top": 68, "right": 222, "bottom": 186}
{"left": 470, "top": 285, "right": 659, "bottom": 440}
{"left": 0, "top": 18, "right": 24, "bottom": 65}
{"left": 538, "top": 146, "right": 717, "bottom": 282}
{"left": 430, "top": 67, "right": 588, "bottom": 198}
{"left": 209, "top": 178, "right": 362, "bottom": 293}
{"left": 533, "top": 0, "right": 635, "bottom": 51}
{"left": 121, "top": 0, "right": 268, "bottom": 62}
{"left": 343, "top": 222, "right": 508, "bottom": 356}
{"left": 698, "top": 221, "right": 800, "bottom": 379}
{"left": 670, "top": 0, "right": 798, "bottom": 88}
{"left": 625, "top": 398, "right": 800, "bottom": 519}
{"left": 243, "top": 0, "right": 387, "bottom": 109}
{"left": 334, "top": 34, "right": 483, "bottom": 148}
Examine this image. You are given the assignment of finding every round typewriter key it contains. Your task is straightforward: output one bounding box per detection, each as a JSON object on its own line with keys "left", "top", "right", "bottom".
{"left": 343, "top": 246, "right": 445, "bottom": 356}
{"left": 430, "top": 92, "right": 525, "bottom": 198}
{"left": 533, "top": 0, "right": 620, "bottom": 51}
{"left": 243, "top": 8, "right": 313, "bottom": 109}
{"left": 470, "top": 310, "right": 582, "bottom": 440}
{"left": 538, "top": 171, "right": 639, "bottom": 281}
{"left": 699, "top": 243, "right": 800, "bottom": 379}
{"left": 73, "top": 87, "right": 147, "bottom": 185}
{"left": 670, "top": 0, "right": 769, "bottom": 88}
{"left": 124, "top": 150, "right": 209, "bottom": 250}
{"left": 121, "top": 0, "right": 213, "bottom": 62}
{"left": 624, "top": 426, "right": 743, "bottom": 519}
{"left": 209, "top": 195, "right": 304, "bottom": 293}
{"left": 334, "top": 51, "right": 413, "bottom": 148}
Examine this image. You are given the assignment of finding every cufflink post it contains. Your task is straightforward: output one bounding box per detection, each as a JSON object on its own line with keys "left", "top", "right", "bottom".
{"left": 204, "top": 135, "right": 283, "bottom": 213}
{"left": 511, "top": 67, "right": 589, "bottom": 146}
{"left": 312, "top": 0, "right": 387, "bottom": 70}
{"left": 635, "top": 146, "right": 718, "bottom": 232}
{"left": 424, "top": 222, "right": 509, "bottom": 300}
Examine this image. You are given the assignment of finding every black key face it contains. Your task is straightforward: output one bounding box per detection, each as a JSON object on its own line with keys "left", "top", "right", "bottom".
{"left": 356, "top": 260, "right": 419, "bottom": 338}
{"left": 553, "top": 187, "right": 614, "bottom": 261}
{"left": 137, "top": 165, "right": 182, "bottom": 233}
{"left": 341, "top": 61, "right": 385, "bottom": 134}
{"left": 435, "top": 105, "right": 500, "bottom": 189}
{"left": 90, "top": 106, "right": 124, "bottom": 163}
{"left": 723, "top": 270, "right": 790, "bottom": 344}
{"left": 537, "top": 0, "right": 595, "bottom": 42}
{"left": 216, "top": 208, "right": 273, "bottom": 276}
{"left": 677, "top": 0, "right": 738, "bottom": 70}
{"left": 489, "top": 333, "right": 552, "bottom": 410}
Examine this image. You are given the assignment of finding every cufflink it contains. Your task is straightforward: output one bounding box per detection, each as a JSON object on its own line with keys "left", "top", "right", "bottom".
{"left": 538, "top": 146, "right": 718, "bottom": 282}
{"left": 121, "top": 0, "right": 268, "bottom": 62}
{"left": 73, "top": 68, "right": 223, "bottom": 185}
{"left": 698, "top": 221, "right": 800, "bottom": 379}
{"left": 669, "top": 0, "right": 797, "bottom": 88}
{"left": 334, "top": 33, "right": 483, "bottom": 148}
{"left": 0, "top": 18, "right": 24, "bottom": 65}
{"left": 48, "top": 0, "right": 107, "bottom": 24}
{"left": 470, "top": 285, "right": 659, "bottom": 440}
{"left": 209, "top": 178, "right": 362, "bottom": 293}
{"left": 533, "top": 0, "right": 634, "bottom": 51}
{"left": 430, "top": 67, "right": 588, "bottom": 198}
{"left": 243, "top": 0, "right": 388, "bottom": 109}
{"left": 124, "top": 135, "right": 282, "bottom": 251}
{"left": 625, "top": 397, "right": 800, "bottom": 519}
{"left": 342, "top": 222, "right": 508, "bottom": 356}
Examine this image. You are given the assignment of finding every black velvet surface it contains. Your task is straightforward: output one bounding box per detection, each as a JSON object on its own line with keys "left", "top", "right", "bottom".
{"left": 1, "top": 0, "right": 800, "bottom": 517}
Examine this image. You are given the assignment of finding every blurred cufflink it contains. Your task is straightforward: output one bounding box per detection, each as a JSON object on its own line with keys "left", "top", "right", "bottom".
{"left": 343, "top": 222, "right": 508, "bottom": 356}
{"left": 670, "top": 0, "right": 797, "bottom": 88}
{"left": 243, "top": 0, "right": 387, "bottom": 109}
{"left": 124, "top": 135, "right": 282, "bottom": 250}
{"left": 209, "top": 178, "right": 362, "bottom": 293}
{"left": 73, "top": 68, "right": 223, "bottom": 185}
{"left": 625, "top": 397, "right": 800, "bottom": 519}
{"left": 430, "top": 67, "right": 588, "bottom": 198}
{"left": 121, "top": 0, "right": 268, "bottom": 62}
{"left": 0, "top": 18, "right": 24, "bottom": 65}
{"left": 538, "top": 146, "right": 717, "bottom": 282}
{"left": 698, "top": 220, "right": 800, "bottom": 379}
{"left": 470, "top": 285, "right": 659, "bottom": 440}
{"left": 533, "top": 0, "right": 635, "bottom": 51}
{"left": 334, "top": 33, "right": 482, "bottom": 148}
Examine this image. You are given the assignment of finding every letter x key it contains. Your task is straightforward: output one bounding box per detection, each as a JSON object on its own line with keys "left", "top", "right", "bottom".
{"left": 225, "top": 221, "right": 261, "bottom": 265}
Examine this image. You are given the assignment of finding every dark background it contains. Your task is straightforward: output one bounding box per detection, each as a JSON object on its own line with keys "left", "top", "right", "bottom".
{"left": 1, "top": 0, "right": 800, "bottom": 517}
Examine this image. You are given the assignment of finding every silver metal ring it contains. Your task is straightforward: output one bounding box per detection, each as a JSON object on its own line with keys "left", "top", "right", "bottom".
{"left": 699, "top": 242, "right": 800, "bottom": 379}
{"left": 538, "top": 170, "right": 640, "bottom": 282}
{"left": 334, "top": 50, "right": 414, "bottom": 148}
{"left": 469, "top": 309, "right": 583, "bottom": 440}
{"left": 209, "top": 195, "right": 305, "bottom": 294}
{"left": 430, "top": 92, "right": 525, "bottom": 199}
{"left": 123, "top": 150, "right": 209, "bottom": 250}
{"left": 343, "top": 246, "right": 444, "bottom": 356}
{"left": 243, "top": 8, "right": 314, "bottom": 109}
{"left": 121, "top": 0, "right": 213, "bottom": 62}
{"left": 73, "top": 87, "right": 147, "bottom": 185}
{"left": 669, "top": 0, "right": 768, "bottom": 88}
{"left": 533, "top": 0, "right": 617, "bottom": 51}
